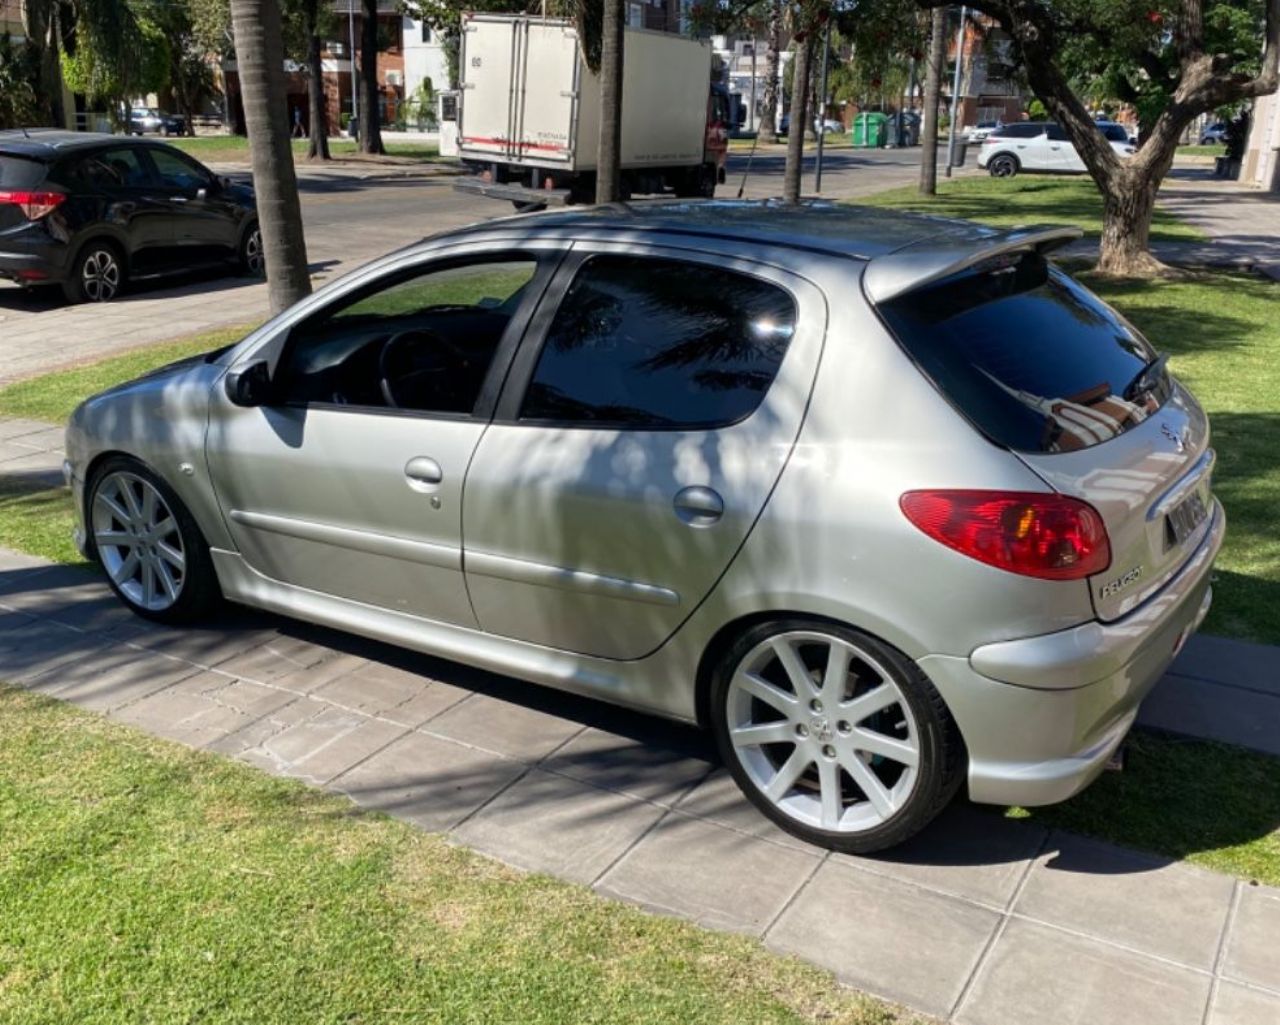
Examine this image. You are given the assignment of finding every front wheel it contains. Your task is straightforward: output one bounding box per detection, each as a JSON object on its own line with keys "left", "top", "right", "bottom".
{"left": 88, "top": 456, "right": 223, "bottom": 624}
{"left": 988, "top": 153, "right": 1018, "bottom": 178}
{"left": 238, "top": 223, "right": 264, "bottom": 277}
{"left": 710, "top": 620, "right": 964, "bottom": 853}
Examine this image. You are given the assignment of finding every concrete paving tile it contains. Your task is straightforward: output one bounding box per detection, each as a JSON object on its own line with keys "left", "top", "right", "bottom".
{"left": 541, "top": 727, "right": 713, "bottom": 807}
{"left": 1015, "top": 832, "right": 1235, "bottom": 969}
{"left": 0, "top": 563, "right": 92, "bottom": 602}
{"left": 0, "top": 625, "right": 113, "bottom": 682}
{"left": 957, "top": 918, "right": 1211, "bottom": 1025}
{"left": 1208, "top": 981, "right": 1280, "bottom": 1025}
{"left": 1223, "top": 884, "right": 1280, "bottom": 991}
{"left": 254, "top": 704, "right": 377, "bottom": 774}
{"left": 215, "top": 633, "right": 344, "bottom": 683}
{"left": 111, "top": 687, "right": 259, "bottom": 748}
{"left": 599, "top": 813, "right": 821, "bottom": 936}
{"left": 204, "top": 697, "right": 319, "bottom": 759}
{"left": 672, "top": 769, "right": 812, "bottom": 851}
{"left": 426, "top": 693, "right": 584, "bottom": 762}
{"left": 1138, "top": 673, "right": 1280, "bottom": 757}
{"left": 127, "top": 621, "right": 282, "bottom": 668}
{"left": 0, "top": 451, "right": 62, "bottom": 479}
{"left": 0, "top": 546, "right": 55, "bottom": 571}
{"left": 28, "top": 645, "right": 201, "bottom": 711}
{"left": 289, "top": 716, "right": 408, "bottom": 786}
{"left": 331, "top": 730, "right": 525, "bottom": 833}
{"left": 768, "top": 858, "right": 999, "bottom": 1017}
{"left": 835, "top": 803, "right": 1047, "bottom": 908}
{"left": 7, "top": 426, "right": 65, "bottom": 451}
{"left": 455, "top": 768, "right": 666, "bottom": 884}
{"left": 0, "top": 420, "right": 50, "bottom": 442}
{"left": 311, "top": 659, "right": 470, "bottom": 725}
{"left": 174, "top": 671, "right": 298, "bottom": 718}
{"left": 267, "top": 652, "right": 374, "bottom": 696}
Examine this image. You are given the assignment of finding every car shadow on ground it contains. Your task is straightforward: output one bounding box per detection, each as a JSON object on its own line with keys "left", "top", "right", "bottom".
{"left": 2, "top": 557, "right": 1275, "bottom": 878}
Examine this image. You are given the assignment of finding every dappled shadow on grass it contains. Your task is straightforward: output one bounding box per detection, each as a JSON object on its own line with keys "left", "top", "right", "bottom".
{"left": 1010, "top": 730, "right": 1280, "bottom": 883}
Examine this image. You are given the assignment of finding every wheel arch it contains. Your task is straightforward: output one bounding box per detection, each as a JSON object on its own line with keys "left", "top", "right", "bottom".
{"left": 988, "top": 150, "right": 1020, "bottom": 172}
{"left": 70, "top": 231, "right": 131, "bottom": 278}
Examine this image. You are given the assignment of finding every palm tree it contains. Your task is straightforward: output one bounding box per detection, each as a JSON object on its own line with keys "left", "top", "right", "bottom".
{"left": 229, "top": 0, "right": 312, "bottom": 312}
{"left": 918, "top": 6, "right": 945, "bottom": 196}
{"left": 358, "top": 0, "right": 385, "bottom": 154}
{"left": 595, "top": 0, "right": 624, "bottom": 202}
{"left": 782, "top": 28, "right": 813, "bottom": 202}
{"left": 757, "top": 0, "right": 782, "bottom": 144}
{"left": 301, "top": 0, "right": 331, "bottom": 159}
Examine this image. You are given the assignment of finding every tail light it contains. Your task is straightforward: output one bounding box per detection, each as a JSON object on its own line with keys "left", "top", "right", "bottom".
{"left": 0, "top": 190, "right": 66, "bottom": 220}
{"left": 900, "top": 490, "right": 1111, "bottom": 580}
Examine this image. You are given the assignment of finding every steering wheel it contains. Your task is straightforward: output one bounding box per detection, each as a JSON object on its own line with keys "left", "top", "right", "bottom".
{"left": 377, "top": 329, "right": 469, "bottom": 409}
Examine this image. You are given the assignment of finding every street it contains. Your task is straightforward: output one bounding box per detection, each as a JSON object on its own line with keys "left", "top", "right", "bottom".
{"left": 0, "top": 146, "right": 960, "bottom": 383}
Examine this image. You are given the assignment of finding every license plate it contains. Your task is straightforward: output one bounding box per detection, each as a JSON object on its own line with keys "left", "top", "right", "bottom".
{"left": 1165, "top": 491, "right": 1208, "bottom": 550}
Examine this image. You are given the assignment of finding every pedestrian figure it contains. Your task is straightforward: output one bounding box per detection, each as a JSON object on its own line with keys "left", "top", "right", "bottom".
{"left": 292, "top": 106, "right": 304, "bottom": 138}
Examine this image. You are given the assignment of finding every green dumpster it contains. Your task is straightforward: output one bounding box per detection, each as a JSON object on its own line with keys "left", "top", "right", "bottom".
{"left": 852, "top": 112, "right": 889, "bottom": 148}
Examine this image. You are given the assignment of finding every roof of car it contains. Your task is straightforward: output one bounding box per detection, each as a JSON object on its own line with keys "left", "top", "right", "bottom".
{"left": 442, "top": 200, "right": 1083, "bottom": 302}
{"left": 448, "top": 199, "right": 1001, "bottom": 261}
{"left": 0, "top": 130, "right": 150, "bottom": 159}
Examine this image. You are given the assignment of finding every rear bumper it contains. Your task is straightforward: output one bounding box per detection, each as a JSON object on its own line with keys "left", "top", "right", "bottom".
{"left": 454, "top": 177, "right": 571, "bottom": 207}
{"left": 0, "top": 234, "right": 69, "bottom": 285}
{"left": 920, "top": 498, "right": 1224, "bottom": 806}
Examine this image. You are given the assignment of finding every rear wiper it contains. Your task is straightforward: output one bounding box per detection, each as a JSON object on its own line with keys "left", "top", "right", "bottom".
{"left": 1122, "top": 352, "right": 1169, "bottom": 400}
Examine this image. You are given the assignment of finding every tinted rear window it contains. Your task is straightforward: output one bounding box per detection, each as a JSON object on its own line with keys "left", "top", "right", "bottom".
{"left": 1101, "top": 123, "right": 1130, "bottom": 142}
{"left": 0, "top": 156, "right": 47, "bottom": 188}
{"left": 878, "top": 253, "right": 1172, "bottom": 453}
{"left": 992, "top": 124, "right": 1043, "bottom": 139}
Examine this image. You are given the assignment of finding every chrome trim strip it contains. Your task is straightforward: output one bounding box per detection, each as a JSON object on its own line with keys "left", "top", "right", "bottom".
{"left": 464, "top": 549, "right": 680, "bottom": 607}
{"left": 229, "top": 509, "right": 460, "bottom": 570}
{"left": 1148, "top": 447, "right": 1216, "bottom": 521}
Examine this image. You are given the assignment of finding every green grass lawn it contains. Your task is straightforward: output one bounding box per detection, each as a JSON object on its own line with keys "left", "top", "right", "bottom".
{"left": 1011, "top": 730, "right": 1280, "bottom": 885}
{"left": 859, "top": 175, "right": 1205, "bottom": 241}
{"left": 1177, "top": 144, "right": 1226, "bottom": 157}
{"left": 165, "top": 135, "right": 443, "bottom": 164}
{"left": 0, "top": 685, "right": 911, "bottom": 1025}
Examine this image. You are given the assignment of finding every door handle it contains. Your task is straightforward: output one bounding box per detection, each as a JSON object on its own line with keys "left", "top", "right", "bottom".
{"left": 674, "top": 485, "right": 724, "bottom": 527}
{"left": 404, "top": 456, "right": 443, "bottom": 493}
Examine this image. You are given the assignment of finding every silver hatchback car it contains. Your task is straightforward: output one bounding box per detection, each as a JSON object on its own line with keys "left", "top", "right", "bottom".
{"left": 65, "top": 202, "right": 1224, "bottom": 852}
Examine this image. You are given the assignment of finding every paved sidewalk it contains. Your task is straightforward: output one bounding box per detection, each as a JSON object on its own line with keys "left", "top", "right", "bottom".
{"left": 0, "top": 524, "right": 1277, "bottom": 1021}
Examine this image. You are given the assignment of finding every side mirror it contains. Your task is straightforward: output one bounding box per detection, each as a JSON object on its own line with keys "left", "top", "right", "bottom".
{"left": 224, "top": 360, "right": 274, "bottom": 407}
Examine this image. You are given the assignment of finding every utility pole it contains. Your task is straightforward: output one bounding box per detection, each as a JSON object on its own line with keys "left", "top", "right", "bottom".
{"left": 813, "top": 21, "right": 831, "bottom": 193}
{"left": 347, "top": 1, "right": 357, "bottom": 134}
{"left": 944, "top": 5, "right": 967, "bottom": 178}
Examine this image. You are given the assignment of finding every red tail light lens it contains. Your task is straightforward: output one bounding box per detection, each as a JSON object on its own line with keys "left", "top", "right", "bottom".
{"left": 0, "top": 190, "right": 66, "bottom": 220}
{"left": 900, "top": 490, "right": 1111, "bottom": 580}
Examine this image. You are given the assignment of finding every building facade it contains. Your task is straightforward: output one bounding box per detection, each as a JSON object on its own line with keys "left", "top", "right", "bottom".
{"left": 1242, "top": 91, "right": 1280, "bottom": 191}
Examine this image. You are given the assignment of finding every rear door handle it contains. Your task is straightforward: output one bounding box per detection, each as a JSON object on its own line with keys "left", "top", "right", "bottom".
{"left": 405, "top": 456, "right": 443, "bottom": 492}
{"left": 674, "top": 485, "right": 724, "bottom": 526}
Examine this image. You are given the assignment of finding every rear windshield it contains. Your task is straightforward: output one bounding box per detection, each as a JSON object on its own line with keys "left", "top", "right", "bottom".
{"left": 1101, "top": 124, "right": 1130, "bottom": 142}
{"left": 0, "top": 155, "right": 47, "bottom": 188}
{"left": 878, "top": 252, "right": 1172, "bottom": 454}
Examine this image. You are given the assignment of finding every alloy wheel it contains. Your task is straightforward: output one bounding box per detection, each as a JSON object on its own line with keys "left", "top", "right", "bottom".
{"left": 82, "top": 248, "right": 120, "bottom": 302}
{"left": 725, "top": 630, "right": 920, "bottom": 833}
{"left": 990, "top": 156, "right": 1016, "bottom": 178}
{"left": 244, "top": 227, "right": 265, "bottom": 275}
{"left": 91, "top": 471, "right": 186, "bottom": 612}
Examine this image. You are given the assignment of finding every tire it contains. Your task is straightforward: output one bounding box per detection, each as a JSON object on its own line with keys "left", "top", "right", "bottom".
{"left": 710, "top": 619, "right": 964, "bottom": 854}
{"left": 511, "top": 200, "right": 548, "bottom": 213}
{"left": 673, "top": 164, "right": 717, "bottom": 199}
{"left": 988, "top": 153, "right": 1019, "bottom": 178}
{"left": 238, "top": 222, "right": 265, "bottom": 277}
{"left": 62, "top": 240, "right": 124, "bottom": 304}
{"left": 87, "top": 456, "right": 223, "bottom": 624}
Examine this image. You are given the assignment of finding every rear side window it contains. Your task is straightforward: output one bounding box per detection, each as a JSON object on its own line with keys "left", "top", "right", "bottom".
{"left": 0, "top": 156, "right": 46, "bottom": 188}
{"left": 878, "top": 252, "right": 1171, "bottom": 454}
{"left": 992, "top": 123, "right": 1043, "bottom": 139}
{"left": 520, "top": 255, "right": 797, "bottom": 429}
{"left": 1101, "top": 124, "right": 1130, "bottom": 142}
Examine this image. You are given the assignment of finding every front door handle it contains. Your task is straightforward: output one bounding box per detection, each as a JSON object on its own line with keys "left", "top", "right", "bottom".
{"left": 405, "top": 456, "right": 443, "bottom": 493}
{"left": 674, "top": 485, "right": 724, "bottom": 527}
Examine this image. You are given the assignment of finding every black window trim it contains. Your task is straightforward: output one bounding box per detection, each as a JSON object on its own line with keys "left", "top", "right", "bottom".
{"left": 491, "top": 245, "right": 803, "bottom": 433}
{"left": 264, "top": 246, "right": 567, "bottom": 423}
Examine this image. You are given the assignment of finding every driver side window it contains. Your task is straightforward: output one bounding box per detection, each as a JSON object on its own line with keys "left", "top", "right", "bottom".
{"left": 276, "top": 257, "right": 537, "bottom": 416}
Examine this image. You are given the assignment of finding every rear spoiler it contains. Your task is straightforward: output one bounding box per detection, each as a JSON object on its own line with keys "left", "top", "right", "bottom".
{"left": 862, "top": 224, "right": 1083, "bottom": 304}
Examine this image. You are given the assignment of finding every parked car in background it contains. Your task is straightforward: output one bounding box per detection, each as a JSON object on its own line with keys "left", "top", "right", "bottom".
{"left": 965, "top": 120, "right": 1001, "bottom": 143}
{"left": 128, "top": 107, "right": 185, "bottom": 137}
{"left": 65, "top": 201, "right": 1222, "bottom": 854}
{"left": 1199, "top": 122, "right": 1228, "bottom": 145}
{"left": 978, "top": 121, "right": 1135, "bottom": 177}
{"left": 0, "top": 131, "right": 260, "bottom": 303}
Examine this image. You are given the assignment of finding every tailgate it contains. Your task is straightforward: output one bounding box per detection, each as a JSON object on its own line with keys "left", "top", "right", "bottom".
{"left": 0, "top": 155, "right": 48, "bottom": 233}
{"left": 1018, "top": 384, "right": 1216, "bottom": 621}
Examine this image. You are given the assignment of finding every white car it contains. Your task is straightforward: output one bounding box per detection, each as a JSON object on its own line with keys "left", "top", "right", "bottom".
{"left": 977, "top": 121, "right": 1135, "bottom": 177}
{"left": 965, "top": 120, "right": 1001, "bottom": 143}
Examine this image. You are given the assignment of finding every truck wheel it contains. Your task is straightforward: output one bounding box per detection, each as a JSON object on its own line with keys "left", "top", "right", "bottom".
{"left": 674, "top": 165, "right": 716, "bottom": 199}
{"left": 511, "top": 200, "right": 547, "bottom": 213}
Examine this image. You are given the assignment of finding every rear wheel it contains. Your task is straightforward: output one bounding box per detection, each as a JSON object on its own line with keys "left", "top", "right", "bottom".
{"left": 988, "top": 153, "right": 1019, "bottom": 178}
{"left": 710, "top": 619, "right": 963, "bottom": 853}
{"left": 88, "top": 456, "right": 222, "bottom": 624}
{"left": 511, "top": 200, "right": 548, "bottom": 213}
{"left": 63, "top": 241, "right": 124, "bottom": 303}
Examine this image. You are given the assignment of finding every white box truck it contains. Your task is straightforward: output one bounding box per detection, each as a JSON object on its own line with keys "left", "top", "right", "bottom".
{"left": 454, "top": 14, "right": 730, "bottom": 209}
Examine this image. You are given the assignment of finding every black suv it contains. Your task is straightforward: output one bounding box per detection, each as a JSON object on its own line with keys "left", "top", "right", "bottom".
{"left": 0, "top": 131, "right": 260, "bottom": 303}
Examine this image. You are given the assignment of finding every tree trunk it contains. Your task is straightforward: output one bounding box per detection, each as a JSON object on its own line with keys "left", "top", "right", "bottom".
{"left": 358, "top": 0, "right": 384, "bottom": 154}
{"left": 23, "top": 0, "right": 63, "bottom": 127}
{"left": 757, "top": 0, "right": 782, "bottom": 144}
{"left": 595, "top": 0, "right": 624, "bottom": 203}
{"left": 1097, "top": 183, "right": 1163, "bottom": 276}
{"left": 918, "top": 7, "right": 945, "bottom": 195}
{"left": 229, "top": 0, "right": 312, "bottom": 313}
{"left": 782, "top": 34, "right": 812, "bottom": 203}
{"left": 306, "top": 16, "right": 330, "bottom": 160}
